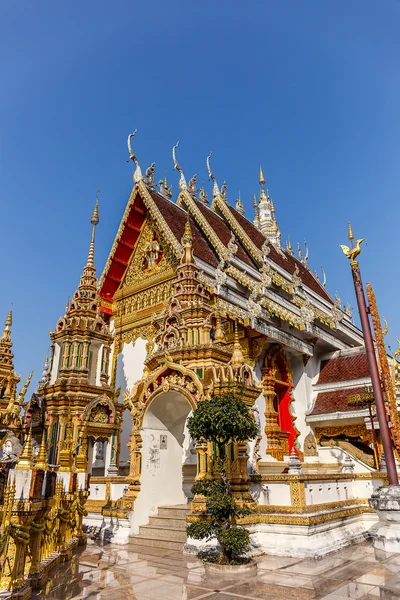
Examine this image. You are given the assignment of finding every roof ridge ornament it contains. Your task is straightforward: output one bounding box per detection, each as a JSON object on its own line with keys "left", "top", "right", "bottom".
{"left": 206, "top": 152, "right": 220, "bottom": 197}
{"left": 235, "top": 191, "right": 245, "bottom": 215}
{"left": 187, "top": 174, "right": 197, "bottom": 197}
{"left": 172, "top": 142, "right": 187, "bottom": 190}
{"left": 198, "top": 185, "right": 209, "bottom": 206}
{"left": 145, "top": 163, "right": 155, "bottom": 187}
{"left": 158, "top": 170, "right": 173, "bottom": 199}
{"left": 127, "top": 130, "right": 143, "bottom": 183}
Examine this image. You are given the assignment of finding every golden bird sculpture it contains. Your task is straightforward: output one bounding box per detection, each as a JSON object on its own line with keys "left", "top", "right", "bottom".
{"left": 340, "top": 238, "right": 365, "bottom": 262}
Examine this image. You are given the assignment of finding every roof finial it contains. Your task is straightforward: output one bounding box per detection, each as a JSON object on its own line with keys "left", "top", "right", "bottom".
{"left": 286, "top": 238, "right": 294, "bottom": 256}
{"left": 17, "top": 371, "right": 33, "bottom": 403}
{"left": 1, "top": 307, "right": 12, "bottom": 342}
{"left": 348, "top": 221, "right": 354, "bottom": 244}
{"left": 253, "top": 194, "right": 260, "bottom": 228}
{"left": 127, "top": 130, "right": 143, "bottom": 183}
{"left": 87, "top": 193, "right": 99, "bottom": 268}
{"left": 297, "top": 242, "right": 303, "bottom": 262}
{"left": 35, "top": 432, "right": 48, "bottom": 470}
{"left": 172, "top": 142, "right": 187, "bottom": 190}
{"left": 180, "top": 217, "right": 194, "bottom": 264}
{"left": 321, "top": 266, "right": 327, "bottom": 287}
{"left": 206, "top": 152, "right": 220, "bottom": 197}
{"left": 16, "top": 427, "right": 33, "bottom": 470}
{"left": 235, "top": 191, "right": 245, "bottom": 216}
{"left": 259, "top": 165, "right": 265, "bottom": 189}
{"left": 303, "top": 240, "right": 309, "bottom": 265}
{"left": 39, "top": 355, "right": 49, "bottom": 386}
{"left": 198, "top": 185, "right": 209, "bottom": 206}
{"left": 231, "top": 321, "right": 245, "bottom": 367}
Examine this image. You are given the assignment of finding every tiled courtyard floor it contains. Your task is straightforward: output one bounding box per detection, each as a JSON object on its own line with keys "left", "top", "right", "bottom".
{"left": 33, "top": 539, "right": 400, "bottom": 600}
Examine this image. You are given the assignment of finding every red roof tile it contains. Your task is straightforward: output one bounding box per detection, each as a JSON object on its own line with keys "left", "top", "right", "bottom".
{"left": 149, "top": 191, "right": 219, "bottom": 268}
{"left": 309, "top": 386, "right": 369, "bottom": 415}
{"left": 318, "top": 352, "right": 370, "bottom": 384}
{"left": 193, "top": 200, "right": 258, "bottom": 269}
{"left": 226, "top": 204, "right": 332, "bottom": 302}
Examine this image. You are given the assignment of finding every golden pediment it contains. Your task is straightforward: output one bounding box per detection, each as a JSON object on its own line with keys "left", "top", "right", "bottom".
{"left": 121, "top": 219, "right": 176, "bottom": 290}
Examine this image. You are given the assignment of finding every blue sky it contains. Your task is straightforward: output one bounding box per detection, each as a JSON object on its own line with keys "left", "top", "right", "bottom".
{"left": 1, "top": 1, "right": 400, "bottom": 389}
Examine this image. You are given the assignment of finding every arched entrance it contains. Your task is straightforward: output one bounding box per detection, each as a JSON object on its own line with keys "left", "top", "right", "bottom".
{"left": 132, "top": 390, "right": 195, "bottom": 528}
{"left": 262, "top": 345, "right": 299, "bottom": 460}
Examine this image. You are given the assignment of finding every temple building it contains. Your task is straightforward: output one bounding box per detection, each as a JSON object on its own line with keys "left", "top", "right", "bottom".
{"left": 2, "top": 135, "right": 400, "bottom": 566}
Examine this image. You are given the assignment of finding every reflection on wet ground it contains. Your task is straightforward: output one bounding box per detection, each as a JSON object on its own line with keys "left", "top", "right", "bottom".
{"left": 32, "top": 539, "right": 400, "bottom": 599}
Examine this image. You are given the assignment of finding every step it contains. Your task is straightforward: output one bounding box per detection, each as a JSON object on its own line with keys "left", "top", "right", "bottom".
{"left": 148, "top": 515, "right": 188, "bottom": 530}
{"left": 157, "top": 505, "right": 190, "bottom": 518}
{"left": 128, "top": 537, "right": 184, "bottom": 551}
{"left": 136, "top": 526, "right": 187, "bottom": 542}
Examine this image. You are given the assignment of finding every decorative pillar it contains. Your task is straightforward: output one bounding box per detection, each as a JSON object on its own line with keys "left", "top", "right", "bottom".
{"left": 262, "top": 376, "right": 284, "bottom": 460}
{"left": 341, "top": 225, "right": 398, "bottom": 485}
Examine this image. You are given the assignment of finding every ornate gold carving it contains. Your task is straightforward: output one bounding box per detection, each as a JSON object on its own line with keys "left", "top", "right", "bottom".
{"left": 122, "top": 223, "right": 174, "bottom": 289}
{"left": 315, "top": 423, "right": 371, "bottom": 444}
{"left": 303, "top": 431, "right": 318, "bottom": 456}
{"left": 290, "top": 481, "right": 306, "bottom": 509}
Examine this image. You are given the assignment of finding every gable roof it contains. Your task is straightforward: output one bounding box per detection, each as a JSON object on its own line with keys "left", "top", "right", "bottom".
{"left": 99, "top": 184, "right": 219, "bottom": 305}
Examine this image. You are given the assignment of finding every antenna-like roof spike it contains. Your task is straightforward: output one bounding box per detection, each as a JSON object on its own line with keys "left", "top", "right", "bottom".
{"left": 206, "top": 152, "right": 220, "bottom": 197}
{"left": 172, "top": 142, "right": 187, "bottom": 190}
{"left": 87, "top": 194, "right": 99, "bottom": 268}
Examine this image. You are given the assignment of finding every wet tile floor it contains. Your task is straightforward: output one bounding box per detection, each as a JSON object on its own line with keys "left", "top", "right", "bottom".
{"left": 32, "top": 539, "right": 400, "bottom": 600}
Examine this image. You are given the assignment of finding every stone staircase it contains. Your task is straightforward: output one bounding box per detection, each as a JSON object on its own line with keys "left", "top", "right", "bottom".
{"left": 129, "top": 504, "right": 190, "bottom": 551}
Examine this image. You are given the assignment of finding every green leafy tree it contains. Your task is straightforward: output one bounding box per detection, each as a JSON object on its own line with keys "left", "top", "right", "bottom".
{"left": 187, "top": 392, "right": 258, "bottom": 564}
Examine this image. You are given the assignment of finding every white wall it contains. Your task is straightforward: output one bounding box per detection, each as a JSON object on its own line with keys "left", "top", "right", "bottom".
{"left": 114, "top": 337, "right": 148, "bottom": 465}
{"left": 132, "top": 391, "right": 191, "bottom": 529}
{"left": 50, "top": 343, "right": 61, "bottom": 384}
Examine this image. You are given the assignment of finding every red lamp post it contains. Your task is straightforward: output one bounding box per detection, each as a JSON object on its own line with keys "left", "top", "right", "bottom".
{"left": 340, "top": 224, "right": 398, "bottom": 485}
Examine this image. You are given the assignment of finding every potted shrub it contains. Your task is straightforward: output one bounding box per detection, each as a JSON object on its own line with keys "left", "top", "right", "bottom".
{"left": 187, "top": 392, "right": 259, "bottom": 572}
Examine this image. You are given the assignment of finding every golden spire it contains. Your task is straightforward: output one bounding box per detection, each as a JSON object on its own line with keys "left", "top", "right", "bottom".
{"left": 87, "top": 192, "right": 99, "bottom": 268}
{"left": 35, "top": 433, "right": 48, "bottom": 470}
{"left": 259, "top": 166, "right": 265, "bottom": 186}
{"left": 231, "top": 321, "right": 245, "bottom": 367}
{"left": 286, "top": 238, "right": 294, "bottom": 256}
{"left": 180, "top": 218, "right": 194, "bottom": 264}
{"left": 16, "top": 371, "right": 33, "bottom": 403}
{"left": 163, "top": 170, "right": 168, "bottom": 190}
{"left": 348, "top": 221, "right": 354, "bottom": 242}
{"left": 1, "top": 309, "right": 12, "bottom": 342}
{"left": 16, "top": 427, "right": 33, "bottom": 470}
{"left": 0, "top": 307, "right": 16, "bottom": 388}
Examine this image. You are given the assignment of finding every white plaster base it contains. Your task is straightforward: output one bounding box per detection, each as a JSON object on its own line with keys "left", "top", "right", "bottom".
{"left": 247, "top": 513, "right": 378, "bottom": 558}
{"left": 369, "top": 485, "right": 400, "bottom": 553}
{"left": 83, "top": 512, "right": 132, "bottom": 545}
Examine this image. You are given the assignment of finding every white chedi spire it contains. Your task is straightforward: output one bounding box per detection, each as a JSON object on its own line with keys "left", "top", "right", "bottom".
{"left": 256, "top": 166, "right": 281, "bottom": 248}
